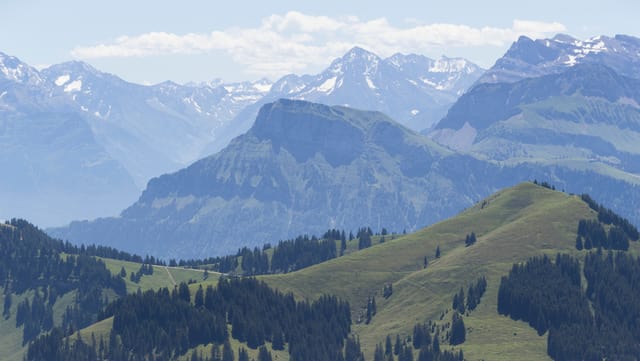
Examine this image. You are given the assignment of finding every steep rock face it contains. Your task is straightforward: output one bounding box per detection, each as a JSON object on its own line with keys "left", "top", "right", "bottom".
{"left": 477, "top": 34, "right": 640, "bottom": 84}
{"left": 51, "top": 100, "right": 503, "bottom": 259}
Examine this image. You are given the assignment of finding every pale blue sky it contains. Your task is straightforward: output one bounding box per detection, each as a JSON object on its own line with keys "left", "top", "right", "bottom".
{"left": 2, "top": 0, "right": 639, "bottom": 84}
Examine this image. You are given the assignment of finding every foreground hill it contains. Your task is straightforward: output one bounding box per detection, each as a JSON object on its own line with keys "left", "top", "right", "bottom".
{"left": 262, "top": 182, "right": 639, "bottom": 360}
{"left": 12, "top": 182, "right": 640, "bottom": 361}
{"left": 0, "top": 219, "right": 207, "bottom": 361}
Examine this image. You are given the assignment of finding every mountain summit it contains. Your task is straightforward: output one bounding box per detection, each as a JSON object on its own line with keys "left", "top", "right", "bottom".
{"left": 215, "top": 47, "right": 484, "bottom": 148}
{"left": 477, "top": 34, "right": 640, "bottom": 84}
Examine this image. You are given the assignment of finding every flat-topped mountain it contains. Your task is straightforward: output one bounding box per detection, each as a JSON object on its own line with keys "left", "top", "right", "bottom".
{"left": 51, "top": 99, "right": 505, "bottom": 259}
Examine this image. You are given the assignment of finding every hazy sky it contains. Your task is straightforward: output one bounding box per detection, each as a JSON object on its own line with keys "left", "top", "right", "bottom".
{"left": 2, "top": 0, "right": 639, "bottom": 84}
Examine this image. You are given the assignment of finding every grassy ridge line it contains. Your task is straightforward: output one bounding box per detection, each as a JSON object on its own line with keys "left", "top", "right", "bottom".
{"left": 261, "top": 183, "right": 598, "bottom": 361}
{"left": 99, "top": 258, "right": 216, "bottom": 293}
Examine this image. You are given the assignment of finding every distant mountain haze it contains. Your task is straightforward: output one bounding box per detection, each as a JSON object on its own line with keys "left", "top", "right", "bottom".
{"left": 476, "top": 33, "right": 640, "bottom": 84}
{"left": 0, "top": 47, "right": 482, "bottom": 227}
{"left": 50, "top": 98, "right": 640, "bottom": 259}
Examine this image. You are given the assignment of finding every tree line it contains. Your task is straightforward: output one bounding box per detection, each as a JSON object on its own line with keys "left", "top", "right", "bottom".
{"left": 498, "top": 251, "right": 640, "bottom": 360}
{"left": 0, "top": 219, "right": 127, "bottom": 344}
{"left": 27, "top": 277, "right": 352, "bottom": 361}
{"left": 176, "top": 226, "right": 393, "bottom": 276}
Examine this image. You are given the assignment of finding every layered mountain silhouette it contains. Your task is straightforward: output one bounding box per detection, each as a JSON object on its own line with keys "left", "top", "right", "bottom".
{"left": 213, "top": 47, "right": 483, "bottom": 153}
{"left": 51, "top": 100, "right": 499, "bottom": 258}
{"left": 1, "top": 48, "right": 481, "bottom": 226}
{"left": 51, "top": 99, "right": 640, "bottom": 259}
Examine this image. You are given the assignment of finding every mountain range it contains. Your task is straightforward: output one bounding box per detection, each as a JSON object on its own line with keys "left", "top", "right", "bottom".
{"left": 48, "top": 33, "right": 640, "bottom": 259}
{"left": 429, "top": 36, "right": 640, "bottom": 222}
{"left": 221, "top": 47, "right": 483, "bottom": 148}
{"left": 50, "top": 98, "right": 640, "bottom": 259}
{"left": 0, "top": 49, "right": 482, "bottom": 227}
{"left": 51, "top": 99, "right": 495, "bottom": 258}
{"left": 476, "top": 33, "right": 640, "bottom": 84}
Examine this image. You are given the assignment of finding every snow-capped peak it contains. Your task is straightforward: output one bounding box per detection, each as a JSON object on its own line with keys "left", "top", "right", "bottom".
{"left": 0, "top": 52, "right": 43, "bottom": 85}
{"left": 327, "top": 46, "right": 381, "bottom": 74}
{"left": 429, "top": 56, "right": 476, "bottom": 74}
{"left": 479, "top": 33, "right": 640, "bottom": 85}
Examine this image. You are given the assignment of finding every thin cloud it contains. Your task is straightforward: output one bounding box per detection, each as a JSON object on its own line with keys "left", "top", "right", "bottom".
{"left": 70, "top": 11, "right": 566, "bottom": 78}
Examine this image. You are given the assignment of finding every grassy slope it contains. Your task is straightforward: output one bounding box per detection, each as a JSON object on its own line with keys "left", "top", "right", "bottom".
{"left": 12, "top": 182, "right": 639, "bottom": 361}
{"left": 0, "top": 257, "right": 209, "bottom": 361}
{"left": 262, "top": 182, "right": 631, "bottom": 361}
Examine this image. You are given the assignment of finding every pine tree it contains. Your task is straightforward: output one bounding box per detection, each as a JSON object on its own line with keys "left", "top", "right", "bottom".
{"left": 222, "top": 339, "right": 234, "bottom": 361}
{"left": 272, "top": 327, "right": 284, "bottom": 350}
{"left": 257, "top": 346, "right": 272, "bottom": 361}
{"left": 345, "top": 335, "right": 364, "bottom": 361}
{"left": 576, "top": 236, "right": 584, "bottom": 250}
{"left": 394, "top": 334, "right": 402, "bottom": 355}
{"left": 3, "top": 293, "right": 11, "bottom": 319}
{"left": 374, "top": 343, "right": 385, "bottom": 361}
{"left": 238, "top": 348, "right": 249, "bottom": 361}
{"left": 584, "top": 236, "right": 593, "bottom": 250}
{"left": 402, "top": 344, "right": 414, "bottom": 361}
{"left": 385, "top": 335, "right": 393, "bottom": 355}
{"left": 194, "top": 285, "right": 204, "bottom": 308}
{"left": 204, "top": 285, "right": 215, "bottom": 310}
{"left": 435, "top": 246, "right": 441, "bottom": 259}
{"left": 450, "top": 312, "right": 466, "bottom": 345}
{"left": 178, "top": 282, "right": 190, "bottom": 303}
{"left": 452, "top": 288, "right": 465, "bottom": 313}
{"left": 211, "top": 344, "right": 221, "bottom": 361}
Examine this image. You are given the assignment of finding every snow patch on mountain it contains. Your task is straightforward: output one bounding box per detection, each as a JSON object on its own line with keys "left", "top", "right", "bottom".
{"left": 64, "top": 79, "right": 82, "bottom": 92}
{"left": 55, "top": 74, "right": 70, "bottom": 86}
{"left": 365, "top": 76, "right": 376, "bottom": 89}
{"left": 479, "top": 34, "right": 640, "bottom": 84}
{"left": 317, "top": 76, "right": 337, "bottom": 93}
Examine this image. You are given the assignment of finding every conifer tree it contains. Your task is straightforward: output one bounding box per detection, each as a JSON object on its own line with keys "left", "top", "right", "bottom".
{"left": 238, "top": 348, "right": 249, "bottom": 361}
{"left": 257, "top": 346, "right": 272, "bottom": 361}
{"left": 194, "top": 285, "right": 204, "bottom": 308}
{"left": 222, "top": 339, "right": 234, "bottom": 361}
{"left": 450, "top": 312, "right": 466, "bottom": 345}
{"left": 385, "top": 335, "right": 393, "bottom": 355}
{"left": 374, "top": 343, "right": 385, "bottom": 361}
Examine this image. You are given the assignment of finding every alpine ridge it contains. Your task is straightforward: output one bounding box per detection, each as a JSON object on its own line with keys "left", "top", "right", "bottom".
{"left": 51, "top": 99, "right": 505, "bottom": 259}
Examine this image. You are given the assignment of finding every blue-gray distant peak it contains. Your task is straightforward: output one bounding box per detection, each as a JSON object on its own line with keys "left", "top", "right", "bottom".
{"left": 478, "top": 33, "right": 640, "bottom": 84}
